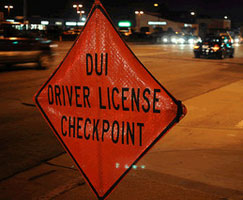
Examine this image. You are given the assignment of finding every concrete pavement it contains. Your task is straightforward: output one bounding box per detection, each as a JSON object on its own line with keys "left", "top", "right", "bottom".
{"left": 1, "top": 79, "right": 243, "bottom": 199}
{"left": 0, "top": 154, "right": 224, "bottom": 200}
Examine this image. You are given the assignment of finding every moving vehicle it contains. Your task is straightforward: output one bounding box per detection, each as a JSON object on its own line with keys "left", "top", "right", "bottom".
{"left": 193, "top": 35, "right": 234, "bottom": 59}
{"left": 0, "top": 21, "right": 53, "bottom": 69}
{"left": 161, "top": 33, "right": 200, "bottom": 44}
{"left": 233, "top": 35, "right": 242, "bottom": 44}
{"left": 161, "top": 33, "right": 178, "bottom": 44}
{"left": 183, "top": 35, "right": 201, "bottom": 45}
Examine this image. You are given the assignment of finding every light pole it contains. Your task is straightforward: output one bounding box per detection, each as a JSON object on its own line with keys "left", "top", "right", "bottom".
{"left": 135, "top": 11, "right": 144, "bottom": 32}
{"left": 73, "top": 4, "right": 83, "bottom": 12}
{"left": 190, "top": 11, "right": 196, "bottom": 23}
{"left": 77, "top": 10, "right": 85, "bottom": 20}
{"left": 4, "top": 5, "right": 13, "bottom": 17}
{"left": 73, "top": 4, "right": 84, "bottom": 20}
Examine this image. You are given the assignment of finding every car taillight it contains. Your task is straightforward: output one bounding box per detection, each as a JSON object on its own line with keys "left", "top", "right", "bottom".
{"left": 212, "top": 44, "right": 220, "bottom": 51}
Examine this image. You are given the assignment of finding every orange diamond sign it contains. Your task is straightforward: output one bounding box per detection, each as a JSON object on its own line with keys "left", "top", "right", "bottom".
{"left": 34, "top": 1, "right": 186, "bottom": 199}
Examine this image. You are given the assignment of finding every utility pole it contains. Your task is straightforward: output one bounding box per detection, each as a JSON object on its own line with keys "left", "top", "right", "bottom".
{"left": 23, "top": 0, "right": 27, "bottom": 22}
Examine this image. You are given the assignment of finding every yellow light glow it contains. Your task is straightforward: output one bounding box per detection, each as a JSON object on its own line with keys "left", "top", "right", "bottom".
{"left": 212, "top": 46, "right": 220, "bottom": 51}
{"left": 9, "top": 37, "right": 18, "bottom": 40}
{"left": 193, "top": 45, "right": 200, "bottom": 49}
{"left": 154, "top": 3, "right": 158, "bottom": 7}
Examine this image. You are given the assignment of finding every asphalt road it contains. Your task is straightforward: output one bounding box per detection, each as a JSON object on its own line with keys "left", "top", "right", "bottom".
{"left": 0, "top": 42, "right": 243, "bottom": 199}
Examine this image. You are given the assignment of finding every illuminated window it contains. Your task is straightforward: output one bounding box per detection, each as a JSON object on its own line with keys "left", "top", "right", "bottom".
{"left": 184, "top": 24, "right": 192, "bottom": 27}
{"left": 118, "top": 21, "right": 131, "bottom": 27}
{"left": 41, "top": 21, "right": 49, "bottom": 25}
{"left": 55, "top": 22, "right": 62, "bottom": 26}
{"left": 65, "top": 22, "right": 77, "bottom": 26}
{"left": 148, "top": 21, "right": 167, "bottom": 25}
{"left": 77, "top": 22, "right": 85, "bottom": 26}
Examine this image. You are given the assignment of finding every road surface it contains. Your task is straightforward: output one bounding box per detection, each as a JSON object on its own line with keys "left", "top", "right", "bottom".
{"left": 0, "top": 42, "right": 243, "bottom": 199}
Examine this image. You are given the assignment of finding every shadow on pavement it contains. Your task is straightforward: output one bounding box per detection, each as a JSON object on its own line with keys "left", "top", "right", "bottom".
{"left": 0, "top": 64, "right": 48, "bottom": 72}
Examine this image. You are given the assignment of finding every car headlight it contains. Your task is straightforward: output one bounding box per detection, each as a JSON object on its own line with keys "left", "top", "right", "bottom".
{"left": 171, "top": 37, "right": 177, "bottom": 43}
{"left": 178, "top": 38, "right": 185, "bottom": 44}
{"left": 188, "top": 38, "right": 194, "bottom": 44}
{"left": 163, "top": 38, "right": 168, "bottom": 43}
{"left": 234, "top": 38, "right": 239, "bottom": 43}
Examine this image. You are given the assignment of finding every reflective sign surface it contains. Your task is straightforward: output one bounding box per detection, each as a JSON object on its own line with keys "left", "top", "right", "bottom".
{"left": 34, "top": 1, "right": 186, "bottom": 199}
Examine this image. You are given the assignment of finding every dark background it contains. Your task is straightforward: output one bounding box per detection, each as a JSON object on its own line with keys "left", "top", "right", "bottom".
{"left": 1, "top": 0, "right": 243, "bottom": 23}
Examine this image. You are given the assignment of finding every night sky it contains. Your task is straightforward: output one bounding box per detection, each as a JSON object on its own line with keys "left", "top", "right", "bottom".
{"left": 1, "top": 0, "right": 243, "bottom": 23}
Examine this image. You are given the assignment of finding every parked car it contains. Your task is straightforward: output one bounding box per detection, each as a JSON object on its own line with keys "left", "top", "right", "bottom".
{"left": 193, "top": 35, "right": 234, "bottom": 59}
{"left": 0, "top": 21, "right": 53, "bottom": 69}
{"left": 126, "top": 32, "right": 152, "bottom": 42}
{"left": 119, "top": 27, "right": 132, "bottom": 37}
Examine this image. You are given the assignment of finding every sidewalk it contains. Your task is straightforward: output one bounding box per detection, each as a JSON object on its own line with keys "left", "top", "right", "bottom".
{"left": 0, "top": 154, "right": 226, "bottom": 200}
{"left": 1, "top": 80, "right": 243, "bottom": 200}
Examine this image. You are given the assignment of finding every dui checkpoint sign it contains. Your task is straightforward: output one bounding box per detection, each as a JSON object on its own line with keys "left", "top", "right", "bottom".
{"left": 34, "top": 1, "right": 186, "bottom": 199}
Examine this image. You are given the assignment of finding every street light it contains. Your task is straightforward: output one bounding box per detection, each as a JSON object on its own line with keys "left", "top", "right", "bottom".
{"left": 77, "top": 10, "right": 85, "bottom": 20}
{"left": 135, "top": 11, "right": 144, "bottom": 15}
{"left": 73, "top": 4, "right": 83, "bottom": 11}
{"left": 4, "top": 5, "right": 13, "bottom": 16}
{"left": 77, "top": 10, "right": 85, "bottom": 14}
{"left": 154, "top": 3, "right": 159, "bottom": 7}
{"left": 190, "top": 11, "right": 195, "bottom": 16}
{"left": 224, "top": 16, "right": 228, "bottom": 19}
{"left": 73, "top": 3, "right": 84, "bottom": 20}
{"left": 135, "top": 10, "right": 144, "bottom": 32}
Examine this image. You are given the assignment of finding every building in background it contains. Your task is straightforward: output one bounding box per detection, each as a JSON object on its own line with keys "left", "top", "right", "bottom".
{"left": 0, "top": 12, "right": 4, "bottom": 21}
{"left": 197, "top": 18, "right": 231, "bottom": 38}
{"left": 135, "top": 12, "right": 199, "bottom": 35}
